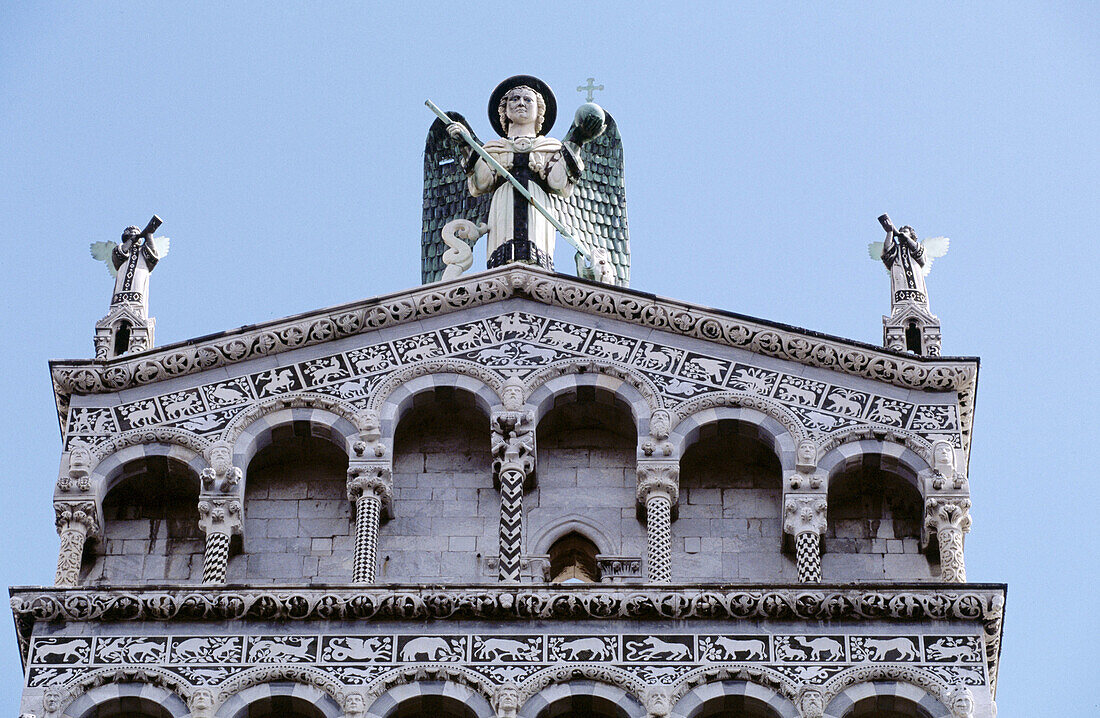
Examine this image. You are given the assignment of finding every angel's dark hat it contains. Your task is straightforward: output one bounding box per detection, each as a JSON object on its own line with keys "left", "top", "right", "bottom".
{"left": 488, "top": 75, "right": 557, "bottom": 137}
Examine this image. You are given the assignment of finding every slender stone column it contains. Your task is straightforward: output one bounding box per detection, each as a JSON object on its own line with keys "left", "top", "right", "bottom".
{"left": 636, "top": 461, "right": 679, "bottom": 583}
{"left": 783, "top": 495, "right": 827, "bottom": 583}
{"left": 54, "top": 502, "right": 99, "bottom": 587}
{"left": 925, "top": 497, "right": 972, "bottom": 582}
{"left": 347, "top": 464, "right": 393, "bottom": 584}
{"left": 491, "top": 377, "right": 536, "bottom": 583}
{"left": 198, "top": 499, "right": 242, "bottom": 584}
{"left": 197, "top": 441, "right": 244, "bottom": 585}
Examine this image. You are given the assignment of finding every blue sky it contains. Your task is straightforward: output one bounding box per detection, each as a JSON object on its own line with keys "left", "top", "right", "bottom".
{"left": 1, "top": 2, "right": 1097, "bottom": 714}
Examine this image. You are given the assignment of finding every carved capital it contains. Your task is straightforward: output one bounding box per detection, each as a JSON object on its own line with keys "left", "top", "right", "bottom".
{"left": 201, "top": 440, "right": 242, "bottom": 493}
{"left": 636, "top": 461, "right": 679, "bottom": 504}
{"left": 925, "top": 496, "right": 972, "bottom": 534}
{"left": 54, "top": 501, "right": 99, "bottom": 537}
{"left": 783, "top": 494, "right": 827, "bottom": 537}
{"left": 491, "top": 409, "right": 536, "bottom": 478}
{"left": 197, "top": 499, "right": 242, "bottom": 535}
{"left": 347, "top": 463, "right": 393, "bottom": 504}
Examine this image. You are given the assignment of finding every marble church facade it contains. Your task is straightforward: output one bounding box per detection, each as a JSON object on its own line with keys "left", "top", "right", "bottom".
{"left": 14, "top": 265, "right": 1003, "bottom": 718}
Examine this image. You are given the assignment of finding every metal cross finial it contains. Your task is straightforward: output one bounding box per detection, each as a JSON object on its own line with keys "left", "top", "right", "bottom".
{"left": 577, "top": 77, "right": 604, "bottom": 102}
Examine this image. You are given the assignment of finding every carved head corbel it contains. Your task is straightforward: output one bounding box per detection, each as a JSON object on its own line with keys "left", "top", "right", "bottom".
{"left": 492, "top": 682, "right": 520, "bottom": 718}
{"left": 642, "top": 684, "right": 670, "bottom": 718}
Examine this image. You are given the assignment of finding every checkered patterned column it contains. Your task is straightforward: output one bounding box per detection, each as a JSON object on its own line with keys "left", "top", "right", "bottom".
{"left": 353, "top": 492, "right": 382, "bottom": 583}
{"left": 645, "top": 492, "right": 673, "bottom": 583}
{"left": 348, "top": 463, "right": 392, "bottom": 585}
{"left": 795, "top": 531, "right": 822, "bottom": 583}
{"left": 197, "top": 499, "right": 241, "bottom": 585}
{"left": 201, "top": 530, "right": 232, "bottom": 584}
{"left": 497, "top": 465, "right": 524, "bottom": 582}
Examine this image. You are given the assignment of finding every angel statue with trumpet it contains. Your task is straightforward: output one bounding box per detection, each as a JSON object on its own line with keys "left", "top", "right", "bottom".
{"left": 422, "top": 75, "right": 630, "bottom": 286}
{"left": 89, "top": 216, "right": 169, "bottom": 358}
{"left": 869, "top": 214, "right": 949, "bottom": 356}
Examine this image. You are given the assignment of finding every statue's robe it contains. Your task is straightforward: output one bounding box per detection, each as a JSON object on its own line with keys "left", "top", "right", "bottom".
{"left": 111, "top": 240, "right": 162, "bottom": 310}
{"left": 468, "top": 136, "right": 577, "bottom": 271}
{"left": 882, "top": 237, "right": 928, "bottom": 305}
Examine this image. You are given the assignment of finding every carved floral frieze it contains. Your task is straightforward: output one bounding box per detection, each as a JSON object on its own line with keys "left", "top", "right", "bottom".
{"left": 54, "top": 268, "right": 975, "bottom": 459}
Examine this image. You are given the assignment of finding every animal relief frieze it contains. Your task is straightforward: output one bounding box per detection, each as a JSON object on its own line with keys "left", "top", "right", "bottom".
{"left": 774, "top": 636, "right": 846, "bottom": 662}
{"left": 623, "top": 635, "right": 693, "bottom": 662}
{"left": 170, "top": 636, "right": 243, "bottom": 664}
{"left": 848, "top": 636, "right": 921, "bottom": 662}
{"left": 547, "top": 635, "right": 618, "bottom": 662}
{"left": 472, "top": 636, "right": 542, "bottom": 662}
{"left": 396, "top": 635, "right": 466, "bottom": 662}
{"left": 698, "top": 635, "right": 770, "bottom": 662}
{"left": 247, "top": 636, "right": 317, "bottom": 663}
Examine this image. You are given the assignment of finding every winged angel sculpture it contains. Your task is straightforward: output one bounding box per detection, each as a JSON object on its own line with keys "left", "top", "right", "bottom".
{"left": 90, "top": 215, "right": 169, "bottom": 313}
{"left": 869, "top": 214, "right": 948, "bottom": 308}
{"left": 422, "top": 75, "right": 629, "bottom": 286}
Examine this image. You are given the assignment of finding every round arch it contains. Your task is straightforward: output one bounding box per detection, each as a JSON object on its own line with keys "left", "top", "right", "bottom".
{"left": 518, "top": 680, "right": 646, "bottom": 718}
{"left": 228, "top": 401, "right": 359, "bottom": 474}
{"left": 817, "top": 439, "right": 931, "bottom": 496}
{"left": 823, "top": 681, "right": 950, "bottom": 718}
{"left": 364, "top": 680, "right": 495, "bottom": 718}
{"left": 670, "top": 680, "right": 796, "bottom": 718}
{"left": 524, "top": 362, "right": 658, "bottom": 436}
{"left": 371, "top": 370, "right": 503, "bottom": 437}
{"left": 88, "top": 441, "right": 206, "bottom": 505}
{"left": 215, "top": 680, "right": 343, "bottom": 718}
{"left": 60, "top": 682, "right": 189, "bottom": 718}
{"left": 669, "top": 403, "right": 799, "bottom": 471}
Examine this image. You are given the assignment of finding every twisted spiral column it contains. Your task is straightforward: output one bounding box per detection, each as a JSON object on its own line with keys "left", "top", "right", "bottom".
{"left": 348, "top": 464, "right": 392, "bottom": 584}
{"left": 637, "top": 461, "right": 679, "bottom": 584}
{"left": 54, "top": 502, "right": 98, "bottom": 587}
{"left": 497, "top": 464, "right": 525, "bottom": 582}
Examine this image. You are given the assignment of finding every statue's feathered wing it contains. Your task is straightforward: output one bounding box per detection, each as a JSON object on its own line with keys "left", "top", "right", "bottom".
{"left": 920, "top": 237, "right": 949, "bottom": 275}
{"left": 548, "top": 112, "right": 630, "bottom": 286}
{"left": 422, "top": 112, "right": 491, "bottom": 284}
{"left": 90, "top": 241, "right": 118, "bottom": 278}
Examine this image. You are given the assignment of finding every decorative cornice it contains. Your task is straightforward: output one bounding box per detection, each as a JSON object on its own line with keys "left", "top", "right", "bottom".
{"left": 10, "top": 583, "right": 1004, "bottom": 629}
{"left": 49, "top": 266, "right": 979, "bottom": 443}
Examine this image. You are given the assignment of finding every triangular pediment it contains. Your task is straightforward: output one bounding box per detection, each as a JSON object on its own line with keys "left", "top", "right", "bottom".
{"left": 52, "top": 266, "right": 977, "bottom": 458}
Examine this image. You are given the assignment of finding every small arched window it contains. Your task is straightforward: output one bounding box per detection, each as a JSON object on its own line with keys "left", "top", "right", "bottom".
{"left": 548, "top": 532, "right": 600, "bottom": 583}
{"left": 905, "top": 319, "right": 922, "bottom": 354}
{"left": 114, "top": 320, "right": 132, "bottom": 356}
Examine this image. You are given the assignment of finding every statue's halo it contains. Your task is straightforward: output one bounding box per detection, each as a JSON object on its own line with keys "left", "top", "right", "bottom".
{"left": 488, "top": 75, "right": 557, "bottom": 137}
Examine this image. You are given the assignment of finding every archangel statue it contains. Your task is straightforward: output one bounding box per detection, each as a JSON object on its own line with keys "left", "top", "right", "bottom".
{"left": 869, "top": 214, "right": 949, "bottom": 356}
{"left": 422, "top": 75, "right": 630, "bottom": 286}
{"left": 89, "top": 216, "right": 169, "bottom": 358}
